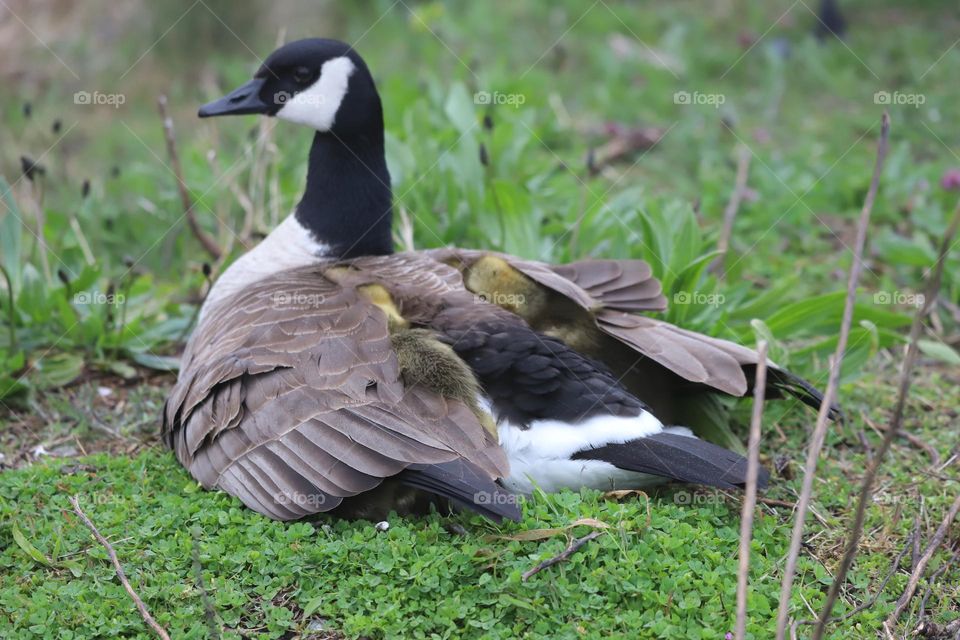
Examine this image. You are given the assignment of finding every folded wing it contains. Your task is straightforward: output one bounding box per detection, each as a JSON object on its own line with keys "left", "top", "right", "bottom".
{"left": 163, "top": 266, "right": 516, "bottom": 521}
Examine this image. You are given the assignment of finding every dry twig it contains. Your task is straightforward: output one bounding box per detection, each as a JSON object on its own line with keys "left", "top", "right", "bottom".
{"left": 884, "top": 494, "right": 960, "bottom": 633}
{"left": 774, "top": 113, "right": 891, "bottom": 640}
{"left": 800, "top": 520, "right": 918, "bottom": 628}
{"left": 918, "top": 541, "right": 958, "bottom": 621}
{"left": 863, "top": 411, "right": 941, "bottom": 468}
{"left": 813, "top": 192, "right": 960, "bottom": 638}
{"left": 758, "top": 497, "right": 798, "bottom": 509}
{"left": 735, "top": 340, "right": 768, "bottom": 640}
{"left": 68, "top": 495, "right": 171, "bottom": 640}
{"left": 914, "top": 618, "right": 960, "bottom": 639}
{"left": 713, "top": 144, "right": 752, "bottom": 278}
{"left": 158, "top": 95, "right": 222, "bottom": 260}
{"left": 522, "top": 531, "right": 603, "bottom": 581}
{"left": 586, "top": 125, "right": 663, "bottom": 175}
{"left": 395, "top": 205, "right": 416, "bottom": 252}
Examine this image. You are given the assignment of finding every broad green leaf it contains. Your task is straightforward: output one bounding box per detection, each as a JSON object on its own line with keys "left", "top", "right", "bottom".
{"left": 107, "top": 361, "right": 137, "bottom": 379}
{"left": 301, "top": 595, "right": 325, "bottom": 619}
{"left": 749, "top": 318, "right": 789, "bottom": 367}
{"left": 32, "top": 352, "right": 85, "bottom": 389}
{"left": 12, "top": 524, "right": 52, "bottom": 567}
{"left": 129, "top": 351, "right": 180, "bottom": 371}
{"left": 0, "top": 176, "right": 22, "bottom": 290}
{"left": 918, "top": 339, "right": 960, "bottom": 365}
{"left": 873, "top": 230, "right": 936, "bottom": 267}
{"left": 443, "top": 82, "right": 477, "bottom": 136}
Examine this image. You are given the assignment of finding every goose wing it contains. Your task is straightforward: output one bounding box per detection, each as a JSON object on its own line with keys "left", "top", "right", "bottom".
{"left": 423, "top": 248, "right": 834, "bottom": 417}
{"left": 163, "top": 264, "right": 514, "bottom": 521}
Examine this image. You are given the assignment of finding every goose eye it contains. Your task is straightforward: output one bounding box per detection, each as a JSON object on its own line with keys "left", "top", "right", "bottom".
{"left": 292, "top": 66, "right": 314, "bottom": 85}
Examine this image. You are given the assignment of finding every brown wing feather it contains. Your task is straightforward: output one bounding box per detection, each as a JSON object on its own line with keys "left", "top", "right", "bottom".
{"left": 548, "top": 259, "right": 667, "bottom": 312}
{"left": 597, "top": 311, "right": 754, "bottom": 396}
{"left": 421, "top": 248, "right": 814, "bottom": 404}
{"left": 163, "top": 260, "right": 507, "bottom": 521}
{"left": 424, "top": 248, "right": 667, "bottom": 313}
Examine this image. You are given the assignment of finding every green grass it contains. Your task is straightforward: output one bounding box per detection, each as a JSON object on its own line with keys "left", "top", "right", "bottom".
{"left": 2, "top": 373, "right": 957, "bottom": 639}
{"left": 2, "top": 0, "right": 959, "bottom": 637}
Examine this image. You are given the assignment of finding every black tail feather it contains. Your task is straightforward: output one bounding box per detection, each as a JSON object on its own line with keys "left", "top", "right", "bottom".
{"left": 397, "top": 460, "right": 522, "bottom": 522}
{"left": 744, "top": 365, "right": 845, "bottom": 423}
{"left": 572, "top": 433, "right": 769, "bottom": 491}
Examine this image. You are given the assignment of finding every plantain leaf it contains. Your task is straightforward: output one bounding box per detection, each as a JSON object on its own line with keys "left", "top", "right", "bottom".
{"left": 32, "top": 352, "right": 85, "bottom": 389}
{"left": 918, "top": 339, "right": 960, "bottom": 365}
{"left": 0, "top": 176, "right": 22, "bottom": 290}
{"left": 12, "top": 524, "right": 53, "bottom": 567}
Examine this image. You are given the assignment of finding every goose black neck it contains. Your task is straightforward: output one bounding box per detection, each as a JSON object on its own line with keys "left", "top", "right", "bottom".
{"left": 295, "top": 130, "right": 393, "bottom": 258}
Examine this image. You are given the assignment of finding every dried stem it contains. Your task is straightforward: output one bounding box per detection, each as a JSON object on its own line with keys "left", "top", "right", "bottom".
{"left": 522, "top": 531, "right": 603, "bottom": 581}
{"left": 205, "top": 148, "right": 255, "bottom": 264}
{"left": 884, "top": 494, "right": 960, "bottom": 633}
{"left": 863, "top": 411, "right": 941, "bottom": 467}
{"left": 813, "top": 194, "right": 960, "bottom": 638}
{"left": 68, "top": 496, "right": 171, "bottom": 640}
{"left": 800, "top": 518, "right": 919, "bottom": 627}
{"left": 24, "top": 180, "right": 53, "bottom": 282}
{"left": 774, "top": 113, "right": 891, "bottom": 639}
{"left": 918, "top": 541, "right": 958, "bottom": 621}
{"left": 713, "top": 144, "right": 752, "bottom": 278}
{"left": 157, "top": 95, "right": 222, "bottom": 261}
{"left": 586, "top": 126, "right": 663, "bottom": 176}
{"left": 395, "top": 205, "right": 416, "bottom": 252}
{"left": 735, "top": 340, "right": 768, "bottom": 640}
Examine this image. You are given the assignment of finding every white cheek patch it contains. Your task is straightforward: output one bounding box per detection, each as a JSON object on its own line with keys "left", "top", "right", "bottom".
{"left": 276, "top": 56, "right": 355, "bottom": 131}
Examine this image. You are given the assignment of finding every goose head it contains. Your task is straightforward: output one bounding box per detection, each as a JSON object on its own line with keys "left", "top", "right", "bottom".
{"left": 199, "top": 38, "right": 381, "bottom": 136}
{"left": 199, "top": 38, "right": 394, "bottom": 260}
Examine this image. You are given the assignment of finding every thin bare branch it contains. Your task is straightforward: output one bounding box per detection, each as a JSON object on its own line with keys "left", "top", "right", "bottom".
{"left": 884, "top": 494, "right": 960, "bottom": 634}
{"left": 713, "top": 144, "right": 752, "bottom": 278}
{"left": 68, "top": 495, "right": 171, "bottom": 640}
{"left": 158, "top": 95, "right": 222, "bottom": 261}
{"left": 735, "top": 340, "right": 769, "bottom": 640}
{"left": 918, "top": 541, "right": 958, "bottom": 621}
{"left": 395, "top": 205, "right": 416, "bottom": 252}
{"left": 914, "top": 618, "right": 960, "bottom": 638}
{"left": 800, "top": 518, "right": 919, "bottom": 627}
{"left": 863, "top": 411, "right": 941, "bottom": 467}
{"left": 813, "top": 194, "right": 960, "bottom": 638}
{"left": 586, "top": 125, "right": 663, "bottom": 176}
{"left": 774, "top": 112, "right": 891, "bottom": 639}
{"left": 758, "top": 497, "right": 798, "bottom": 509}
{"left": 522, "top": 531, "right": 603, "bottom": 581}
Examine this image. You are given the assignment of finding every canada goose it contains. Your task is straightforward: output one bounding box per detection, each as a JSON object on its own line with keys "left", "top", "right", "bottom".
{"left": 163, "top": 38, "right": 833, "bottom": 522}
